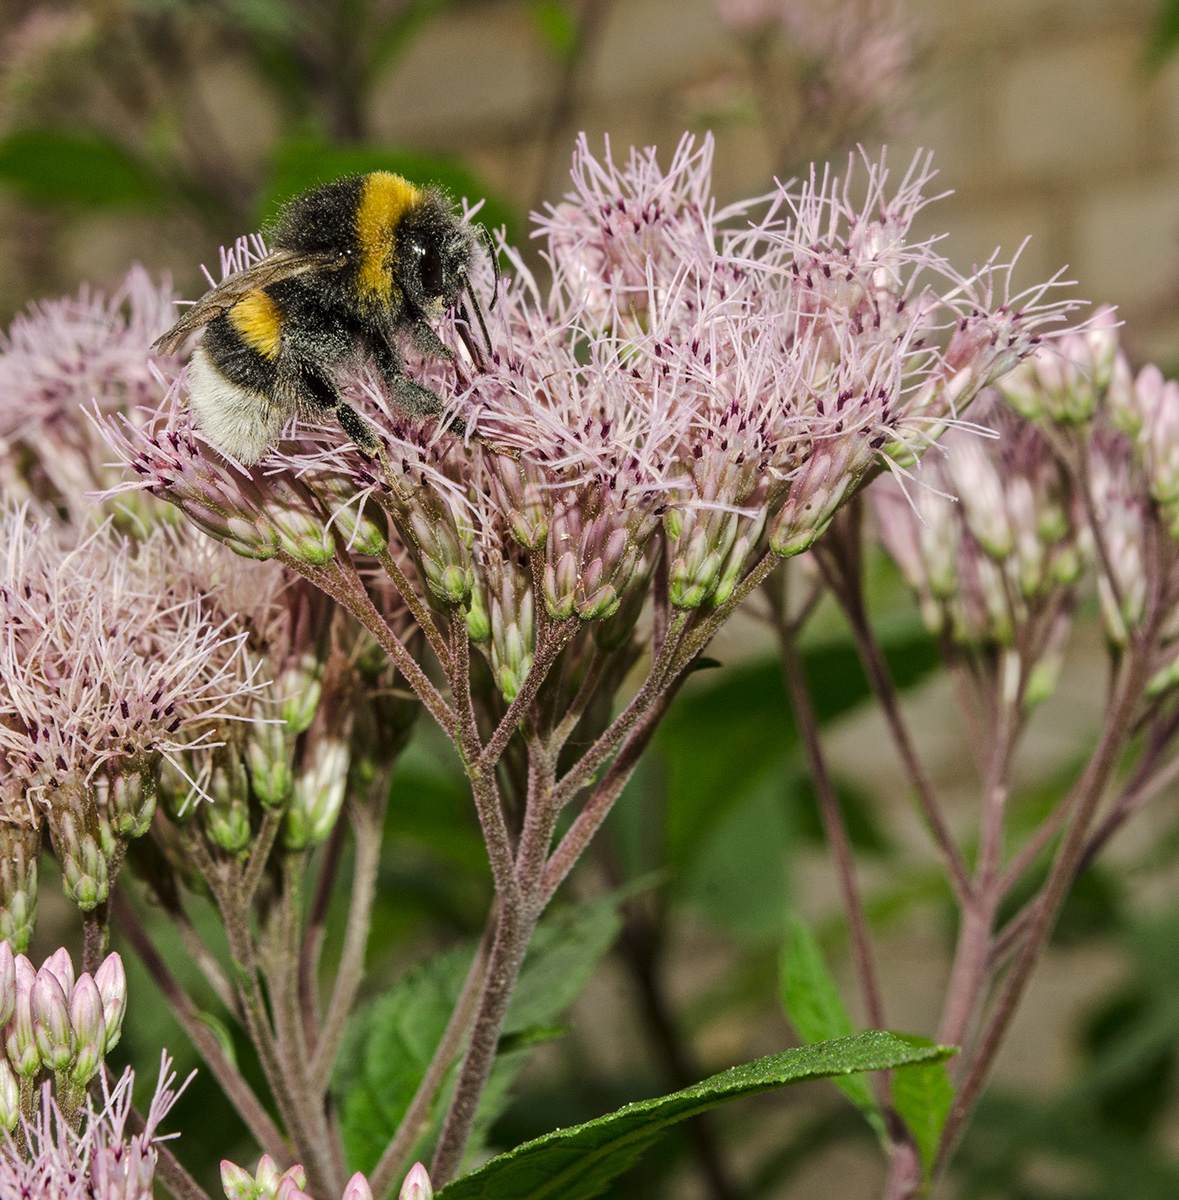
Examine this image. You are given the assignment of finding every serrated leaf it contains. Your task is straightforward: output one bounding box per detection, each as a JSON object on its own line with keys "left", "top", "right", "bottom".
{"left": 891, "top": 1037, "right": 954, "bottom": 1179}
{"left": 436, "top": 1032, "right": 954, "bottom": 1200}
{"left": 0, "top": 128, "right": 162, "bottom": 207}
{"left": 780, "top": 914, "right": 884, "bottom": 1138}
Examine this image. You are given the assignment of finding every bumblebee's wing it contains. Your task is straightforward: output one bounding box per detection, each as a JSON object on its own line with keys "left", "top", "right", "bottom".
{"left": 153, "top": 249, "right": 342, "bottom": 354}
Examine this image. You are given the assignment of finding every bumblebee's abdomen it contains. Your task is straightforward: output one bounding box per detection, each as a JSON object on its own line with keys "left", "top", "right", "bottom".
{"left": 228, "top": 288, "right": 284, "bottom": 359}
{"left": 203, "top": 296, "right": 283, "bottom": 395}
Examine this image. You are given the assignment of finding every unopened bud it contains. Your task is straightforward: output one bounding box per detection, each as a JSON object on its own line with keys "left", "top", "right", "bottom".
{"left": 58, "top": 813, "right": 109, "bottom": 911}
{"left": 408, "top": 510, "right": 471, "bottom": 605}
{"left": 42, "top": 946, "right": 75, "bottom": 998}
{"left": 342, "top": 1173, "right": 375, "bottom": 1200}
{"left": 0, "top": 1059, "right": 18, "bottom": 1131}
{"left": 246, "top": 720, "right": 292, "bottom": 811}
{"left": 94, "top": 952, "right": 127, "bottom": 1052}
{"left": 32, "top": 966, "right": 74, "bottom": 1072}
{"left": 278, "top": 656, "right": 323, "bottom": 736}
{"left": 255, "top": 1156, "right": 281, "bottom": 1198}
{"left": 274, "top": 1178, "right": 313, "bottom": 1200}
{"left": 220, "top": 1160, "right": 257, "bottom": 1200}
{"left": 465, "top": 581, "right": 492, "bottom": 642}
{"left": 399, "top": 1163, "right": 433, "bottom": 1200}
{"left": 6, "top": 955, "right": 39, "bottom": 1077}
{"left": 0, "top": 942, "right": 13, "bottom": 1029}
{"left": 285, "top": 740, "right": 350, "bottom": 849}
{"left": 321, "top": 484, "right": 389, "bottom": 557}
{"left": 543, "top": 549, "right": 579, "bottom": 619}
{"left": 0, "top": 833, "right": 37, "bottom": 954}
{"left": 206, "top": 789, "right": 252, "bottom": 854}
{"left": 68, "top": 972, "right": 107, "bottom": 1085}
{"left": 947, "top": 437, "right": 1013, "bottom": 560}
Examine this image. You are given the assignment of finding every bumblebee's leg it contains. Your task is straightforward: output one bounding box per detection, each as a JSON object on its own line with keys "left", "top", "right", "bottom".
{"left": 406, "top": 320, "right": 455, "bottom": 364}
{"left": 369, "top": 336, "right": 466, "bottom": 436}
{"left": 288, "top": 357, "right": 381, "bottom": 458}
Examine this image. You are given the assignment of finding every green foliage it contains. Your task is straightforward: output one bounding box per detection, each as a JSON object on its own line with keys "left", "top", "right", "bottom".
{"left": 890, "top": 1037, "right": 955, "bottom": 1180}
{"left": 259, "top": 141, "right": 521, "bottom": 245}
{"left": 529, "top": 0, "right": 580, "bottom": 61}
{"left": 335, "top": 895, "right": 622, "bottom": 1173}
{"left": 659, "top": 622, "right": 937, "bottom": 878}
{"left": 1146, "top": 0, "right": 1179, "bottom": 67}
{"left": 436, "top": 1033, "right": 954, "bottom": 1200}
{"left": 0, "top": 129, "right": 163, "bottom": 208}
{"left": 779, "top": 914, "right": 885, "bottom": 1138}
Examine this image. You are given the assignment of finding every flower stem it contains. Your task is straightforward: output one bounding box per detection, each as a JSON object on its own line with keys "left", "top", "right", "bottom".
{"left": 369, "top": 915, "right": 496, "bottom": 1198}
{"left": 110, "top": 889, "right": 291, "bottom": 1162}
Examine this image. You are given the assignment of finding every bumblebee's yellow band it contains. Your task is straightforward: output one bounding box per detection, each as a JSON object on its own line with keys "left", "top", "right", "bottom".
{"left": 356, "top": 171, "right": 421, "bottom": 306}
{"left": 229, "top": 289, "right": 283, "bottom": 359}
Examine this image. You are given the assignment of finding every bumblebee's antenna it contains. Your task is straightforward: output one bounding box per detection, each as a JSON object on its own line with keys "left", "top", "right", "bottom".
{"left": 464, "top": 284, "right": 495, "bottom": 362}
{"left": 455, "top": 301, "right": 485, "bottom": 369}
{"left": 478, "top": 225, "right": 501, "bottom": 310}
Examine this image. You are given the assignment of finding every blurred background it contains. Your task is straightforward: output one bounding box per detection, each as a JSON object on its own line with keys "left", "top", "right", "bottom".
{"left": 6, "top": 0, "right": 1179, "bottom": 1197}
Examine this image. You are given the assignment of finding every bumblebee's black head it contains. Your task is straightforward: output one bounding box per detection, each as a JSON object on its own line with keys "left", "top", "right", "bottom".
{"left": 392, "top": 191, "right": 477, "bottom": 320}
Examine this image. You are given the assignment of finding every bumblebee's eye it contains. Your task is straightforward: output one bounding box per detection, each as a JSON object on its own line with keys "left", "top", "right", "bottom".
{"left": 419, "top": 243, "right": 444, "bottom": 295}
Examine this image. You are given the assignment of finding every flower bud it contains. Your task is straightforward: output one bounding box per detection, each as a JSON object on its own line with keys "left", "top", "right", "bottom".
{"left": 318, "top": 479, "right": 390, "bottom": 556}
{"left": 769, "top": 448, "right": 855, "bottom": 557}
{"left": 1106, "top": 353, "right": 1138, "bottom": 436}
{"left": 399, "top": 1163, "right": 434, "bottom": 1200}
{"left": 0, "top": 943, "right": 13, "bottom": 1030}
{"left": 206, "top": 781, "right": 252, "bottom": 855}
{"left": 491, "top": 454, "right": 549, "bottom": 550}
{"left": 465, "top": 579, "right": 492, "bottom": 642}
{"left": 32, "top": 966, "right": 74, "bottom": 1072}
{"left": 0, "top": 831, "right": 38, "bottom": 954}
{"left": 489, "top": 573, "right": 535, "bottom": 701}
{"left": 220, "top": 1160, "right": 257, "bottom": 1200}
{"left": 274, "top": 1178, "right": 313, "bottom": 1200}
{"left": 668, "top": 517, "right": 724, "bottom": 609}
{"left": 94, "top": 952, "right": 127, "bottom": 1052}
{"left": 947, "top": 437, "right": 1014, "bottom": 560}
{"left": 105, "top": 769, "right": 157, "bottom": 840}
{"left": 285, "top": 740, "right": 350, "bottom": 849}
{"left": 342, "top": 1173, "right": 375, "bottom": 1200}
{"left": 407, "top": 510, "right": 471, "bottom": 605}
{"left": 278, "top": 656, "right": 323, "bottom": 736}
{"left": 68, "top": 971, "right": 107, "bottom": 1085}
{"left": 255, "top": 1156, "right": 282, "bottom": 1198}
{"left": 5, "top": 954, "right": 39, "bottom": 1077}
{"left": 246, "top": 718, "right": 293, "bottom": 811}
{"left": 543, "top": 550, "right": 579, "bottom": 619}
{"left": 58, "top": 812, "right": 109, "bottom": 911}
{"left": 0, "top": 1058, "right": 18, "bottom": 1131}
{"left": 42, "top": 948, "right": 72, "bottom": 997}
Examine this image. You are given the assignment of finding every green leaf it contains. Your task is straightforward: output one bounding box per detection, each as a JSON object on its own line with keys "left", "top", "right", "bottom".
{"left": 660, "top": 623, "right": 938, "bottom": 874}
{"left": 0, "top": 128, "right": 163, "bottom": 207}
{"left": 436, "top": 1032, "right": 955, "bottom": 1200}
{"left": 529, "top": 0, "right": 579, "bottom": 61}
{"left": 335, "top": 895, "right": 622, "bottom": 1173}
{"left": 891, "top": 1037, "right": 954, "bottom": 1179}
{"left": 1147, "top": 0, "right": 1179, "bottom": 67}
{"left": 780, "top": 914, "right": 883, "bottom": 1138}
{"left": 259, "top": 141, "right": 521, "bottom": 246}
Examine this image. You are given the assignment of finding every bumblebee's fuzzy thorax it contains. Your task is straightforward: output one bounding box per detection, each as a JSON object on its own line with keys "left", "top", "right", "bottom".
{"left": 355, "top": 171, "right": 424, "bottom": 309}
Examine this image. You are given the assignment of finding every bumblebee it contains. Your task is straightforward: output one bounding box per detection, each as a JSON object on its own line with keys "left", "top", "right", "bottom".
{"left": 155, "top": 171, "right": 497, "bottom": 464}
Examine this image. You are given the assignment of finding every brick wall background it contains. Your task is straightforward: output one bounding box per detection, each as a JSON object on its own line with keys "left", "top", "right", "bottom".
{"left": 6, "top": 0, "right": 1179, "bottom": 370}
